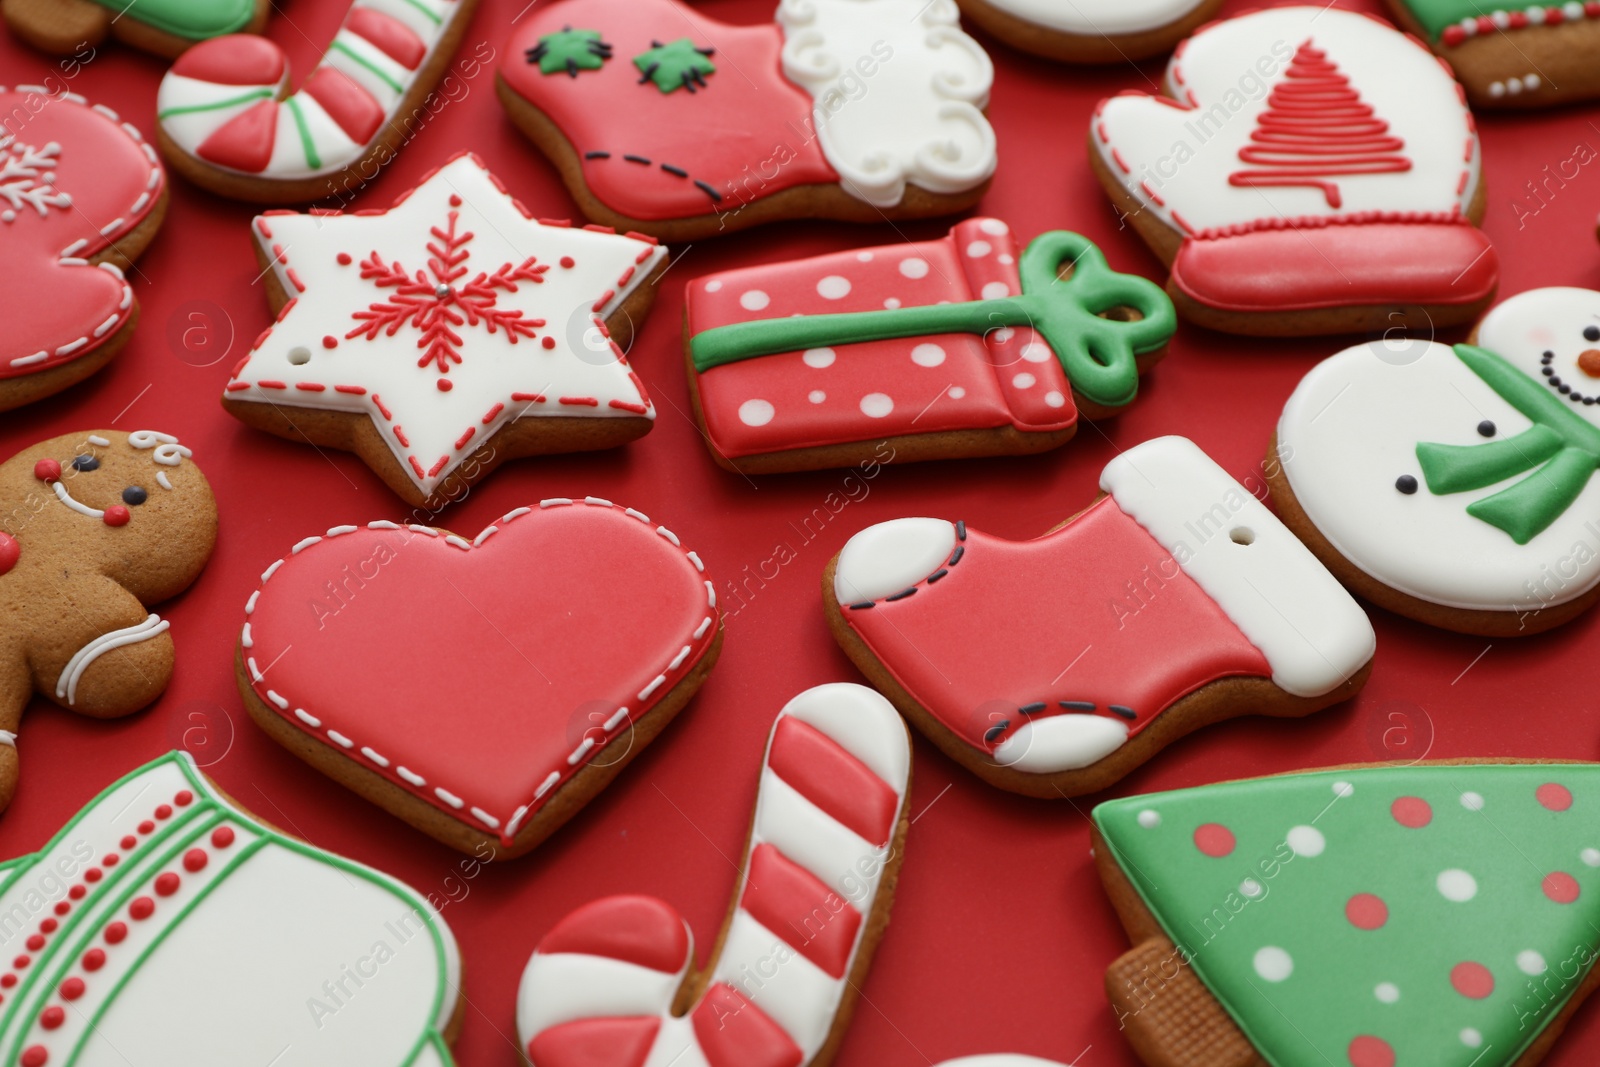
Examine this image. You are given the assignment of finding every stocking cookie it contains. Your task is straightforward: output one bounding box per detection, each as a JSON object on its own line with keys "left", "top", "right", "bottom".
{"left": 825, "top": 436, "right": 1374, "bottom": 798}
{"left": 954, "top": 0, "right": 1224, "bottom": 63}
{"left": 237, "top": 496, "right": 723, "bottom": 858}
{"left": 497, "top": 0, "right": 995, "bottom": 241}
{"left": 2, "top": 0, "right": 267, "bottom": 58}
{"left": 685, "top": 219, "right": 1175, "bottom": 473}
{"left": 517, "top": 683, "right": 909, "bottom": 1067}
{"left": 1383, "top": 0, "right": 1600, "bottom": 107}
{"left": 1093, "top": 760, "right": 1600, "bottom": 1067}
{"left": 1271, "top": 287, "right": 1600, "bottom": 636}
{"left": 1, "top": 87, "right": 166, "bottom": 412}
{"left": 0, "top": 750, "right": 462, "bottom": 1064}
{"left": 155, "top": 0, "right": 481, "bottom": 203}
{"left": 222, "top": 153, "right": 669, "bottom": 507}
{"left": 1089, "top": 6, "right": 1498, "bottom": 336}
{"left": 0, "top": 430, "right": 217, "bottom": 813}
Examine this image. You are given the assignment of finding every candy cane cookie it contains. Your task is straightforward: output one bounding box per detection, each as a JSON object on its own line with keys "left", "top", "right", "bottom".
{"left": 517, "top": 683, "right": 911, "bottom": 1067}
{"left": 155, "top": 0, "right": 482, "bottom": 203}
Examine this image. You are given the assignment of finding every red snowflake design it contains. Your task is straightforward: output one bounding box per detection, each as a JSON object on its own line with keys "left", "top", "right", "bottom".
{"left": 346, "top": 204, "right": 551, "bottom": 376}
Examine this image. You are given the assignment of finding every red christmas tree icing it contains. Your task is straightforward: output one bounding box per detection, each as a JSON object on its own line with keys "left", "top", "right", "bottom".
{"left": 1228, "top": 40, "right": 1412, "bottom": 209}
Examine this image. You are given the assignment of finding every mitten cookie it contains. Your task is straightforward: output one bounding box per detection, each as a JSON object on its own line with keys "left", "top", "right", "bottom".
{"left": 685, "top": 219, "right": 1175, "bottom": 473}
{"left": 0, "top": 430, "right": 216, "bottom": 813}
{"left": 1, "top": 87, "right": 166, "bottom": 412}
{"left": 1093, "top": 760, "right": 1600, "bottom": 1067}
{"left": 1383, "top": 0, "right": 1600, "bottom": 107}
{"left": 1089, "top": 6, "right": 1497, "bottom": 336}
{"left": 237, "top": 496, "right": 722, "bottom": 858}
{"left": 517, "top": 683, "right": 909, "bottom": 1067}
{"left": 1271, "top": 287, "right": 1600, "bottom": 637}
{"left": 222, "top": 153, "right": 668, "bottom": 507}
{"left": 954, "top": 0, "right": 1224, "bottom": 63}
{"left": 0, "top": 750, "right": 462, "bottom": 1064}
{"left": 825, "top": 436, "right": 1375, "bottom": 798}
{"left": 497, "top": 0, "right": 995, "bottom": 241}
{"left": 2, "top": 0, "right": 266, "bottom": 58}
{"left": 154, "top": 0, "right": 481, "bottom": 203}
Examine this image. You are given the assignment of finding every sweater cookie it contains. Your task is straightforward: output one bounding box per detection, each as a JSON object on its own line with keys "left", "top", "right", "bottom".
{"left": 2, "top": 0, "right": 267, "bottom": 58}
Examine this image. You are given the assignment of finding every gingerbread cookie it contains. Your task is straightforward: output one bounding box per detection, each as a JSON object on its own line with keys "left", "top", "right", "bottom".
{"left": 1089, "top": 6, "right": 1498, "bottom": 336}
{"left": 1272, "top": 287, "right": 1600, "bottom": 636}
{"left": 222, "top": 153, "right": 669, "bottom": 507}
{"left": 1, "top": 87, "right": 167, "bottom": 413}
{"left": 2, "top": 0, "right": 267, "bottom": 58}
{"left": 497, "top": 0, "right": 996, "bottom": 241}
{"left": 1382, "top": 0, "right": 1600, "bottom": 107}
{"left": 825, "top": 436, "right": 1375, "bottom": 798}
{"left": 685, "top": 219, "right": 1175, "bottom": 473}
{"left": 237, "top": 496, "right": 722, "bottom": 858}
{"left": 954, "top": 0, "right": 1224, "bottom": 63}
{"left": 0, "top": 430, "right": 217, "bottom": 813}
{"left": 1093, "top": 760, "right": 1600, "bottom": 1067}
{"left": 517, "top": 683, "right": 909, "bottom": 1066}
{"left": 155, "top": 0, "right": 481, "bottom": 203}
{"left": 0, "top": 750, "right": 462, "bottom": 1064}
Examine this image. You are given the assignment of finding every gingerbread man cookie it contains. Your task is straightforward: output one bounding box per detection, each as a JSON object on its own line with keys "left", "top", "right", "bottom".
{"left": 497, "top": 0, "right": 996, "bottom": 241}
{"left": 2, "top": 0, "right": 267, "bottom": 58}
{"left": 1089, "top": 6, "right": 1498, "bottom": 336}
{"left": 1, "top": 87, "right": 167, "bottom": 413}
{"left": 517, "top": 683, "right": 909, "bottom": 1066}
{"left": 0, "top": 430, "right": 217, "bottom": 813}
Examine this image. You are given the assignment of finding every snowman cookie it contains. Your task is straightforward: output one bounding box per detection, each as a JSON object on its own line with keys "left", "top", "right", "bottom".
{"left": 1382, "top": 0, "right": 1600, "bottom": 108}
{"left": 0, "top": 430, "right": 217, "bottom": 814}
{"left": 1272, "top": 287, "right": 1600, "bottom": 636}
{"left": 496, "top": 0, "right": 995, "bottom": 241}
{"left": 1093, "top": 760, "right": 1600, "bottom": 1067}
{"left": 2, "top": 0, "right": 267, "bottom": 58}
{"left": 825, "top": 436, "right": 1375, "bottom": 798}
{"left": 1088, "top": 6, "right": 1497, "bottom": 336}
{"left": 954, "top": 0, "right": 1224, "bottom": 63}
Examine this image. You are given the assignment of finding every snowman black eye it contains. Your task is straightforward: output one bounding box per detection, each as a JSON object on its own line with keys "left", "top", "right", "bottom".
{"left": 70, "top": 455, "right": 99, "bottom": 472}
{"left": 122, "top": 486, "right": 148, "bottom": 506}
{"left": 1585, "top": 326, "right": 1600, "bottom": 342}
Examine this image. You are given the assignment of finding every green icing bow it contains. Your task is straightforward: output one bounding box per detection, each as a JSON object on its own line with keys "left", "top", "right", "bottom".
{"left": 1416, "top": 343, "right": 1600, "bottom": 544}
{"left": 689, "top": 231, "right": 1177, "bottom": 411}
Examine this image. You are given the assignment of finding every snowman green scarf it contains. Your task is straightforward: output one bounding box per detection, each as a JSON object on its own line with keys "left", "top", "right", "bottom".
{"left": 1418, "top": 344, "right": 1600, "bottom": 545}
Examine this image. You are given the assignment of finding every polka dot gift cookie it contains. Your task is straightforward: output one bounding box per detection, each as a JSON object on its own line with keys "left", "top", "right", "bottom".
{"left": 1093, "top": 761, "right": 1600, "bottom": 1067}
{"left": 684, "top": 219, "right": 1175, "bottom": 474}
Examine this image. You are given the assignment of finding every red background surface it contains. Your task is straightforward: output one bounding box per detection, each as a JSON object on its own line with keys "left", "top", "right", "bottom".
{"left": 3, "top": 0, "right": 1599, "bottom": 1062}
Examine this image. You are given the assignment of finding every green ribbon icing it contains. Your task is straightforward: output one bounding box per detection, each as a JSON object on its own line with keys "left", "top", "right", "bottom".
{"left": 633, "top": 38, "right": 716, "bottom": 93}
{"left": 92, "top": 0, "right": 256, "bottom": 39}
{"left": 1095, "top": 763, "right": 1600, "bottom": 1067}
{"left": 690, "top": 231, "right": 1177, "bottom": 411}
{"left": 1391, "top": 0, "right": 1486, "bottom": 39}
{"left": 1416, "top": 344, "right": 1600, "bottom": 545}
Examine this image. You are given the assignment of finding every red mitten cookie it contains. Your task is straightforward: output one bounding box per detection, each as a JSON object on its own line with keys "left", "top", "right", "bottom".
{"left": 497, "top": 0, "right": 995, "bottom": 240}
{"left": 221, "top": 153, "right": 668, "bottom": 507}
{"left": 826, "top": 436, "right": 1375, "bottom": 797}
{"left": 2, "top": 0, "right": 267, "bottom": 58}
{"left": 1094, "top": 760, "right": 1600, "bottom": 1067}
{"left": 237, "top": 496, "right": 722, "bottom": 857}
{"left": 517, "top": 683, "right": 909, "bottom": 1067}
{"left": 0, "top": 430, "right": 217, "bottom": 814}
{"left": 1, "top": 87, "right": 166, "bottom": 412}
{"left": 1089, "top": 6, "right": 1497, "bottom": 336}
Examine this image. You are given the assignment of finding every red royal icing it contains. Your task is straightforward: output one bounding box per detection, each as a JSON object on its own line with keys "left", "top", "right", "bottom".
{"left": 170, "top": 33, "right": 287, "bottom": 84}
{"left": 1537, "top": 782, "right": 1574, "bottom": 811}
{"left": 1194, "top": 823, "right": 1236, "bottom": 857}
{"left": 766, "top": 717, "right": 897, "bottom": 847}
{"left": 690, "top": 984, "right": 803, "bottom": 1067}
{"left": 1449, "top": 960, "right": 1494, "bottom": 999}
{"left": 0, "top": 532, "right": 18, "bottom": 576}
{"left": 1543, "top": 871, "right": 1581, "bottom": 903}
{"left": 1390, "top": 796, "right": 1432, "bottom": 828}
{"left": 527, "top": 1016, "right": 661, "bottom": 1067}
{"left": 536, "top": 896, "right": 689, "bottom": 974}
{"left": 1347, "top": 1035, "right": 1395, "bottom": 1067}
{"left": 1345, "top": 893, "right": 1388, "bottom": 930}
{"left": 739, "top": 844, "right": 862, "bottom": 979}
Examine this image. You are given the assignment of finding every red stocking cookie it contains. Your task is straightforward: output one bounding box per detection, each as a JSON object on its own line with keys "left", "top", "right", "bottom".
{"left": 0, "top": 751, "right": 462, "bottom": 1065}
{"left": 2, "top": 0, "right": 267, "bottom": 59}
{"left": 0, "top": 430, "right": 217, "bottom": 814}
{"left": 1089, "top": 6, "right": 1497, "bottom": 336}
{"left": 222, "top": 153, "right": 668, "bottom": 507}
{"left": 1, "top": 87, "right": 167, "bottom": 412}
{"left": 517, "top": 683, "right": 909, "bottom": 1067}
{"left": 154, "top": 0, "right": 481, "bottom": 203}
{"left": 496, "top": 0, "right": 996, "bottom": 240}
{"left": 237, "top": 496, "right": 723, "bottom": 857}
{"left": 685, "top": 219, "right": 1176, "bottom": 473}
{"left": 826, "top": 436, "right": 1375, "bottom": 797}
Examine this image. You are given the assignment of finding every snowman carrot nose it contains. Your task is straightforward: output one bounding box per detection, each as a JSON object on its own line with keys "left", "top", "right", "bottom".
{"left": 1578, "top": 350, "right": 1600, "bottom": 378}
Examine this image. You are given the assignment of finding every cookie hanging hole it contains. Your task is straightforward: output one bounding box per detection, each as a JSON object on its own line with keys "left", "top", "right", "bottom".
{"left": 287, "top": 346, "right": 312, "bottom": 366}
{"left": 1229, "top": 526, "right": 1254, "bottom": 546}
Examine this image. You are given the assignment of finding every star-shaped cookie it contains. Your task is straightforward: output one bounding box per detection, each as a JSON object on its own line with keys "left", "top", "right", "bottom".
{"left": 223, "top": 153, "right": 669, "bottom": 505}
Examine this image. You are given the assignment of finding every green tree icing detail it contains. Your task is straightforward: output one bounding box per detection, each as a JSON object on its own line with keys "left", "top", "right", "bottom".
{"left": 527, "top": 27, "right": 614, "bottom": 77}
{"left": 633, "top": 38, "right": 716, "bottom": 94}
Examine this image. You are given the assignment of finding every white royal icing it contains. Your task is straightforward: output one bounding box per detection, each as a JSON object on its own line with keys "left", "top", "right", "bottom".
{"left": 1091, "top": 6, "right": 1479, "bottom": 235}
{"left": 1101, "top": 436, "right": 1376, "bottom": 698}
{"left": 229, "top": 155, "right": 667, "bottom": 497}
{"left": 833, "top": 517, "right": 957, "bottom": 603}
{"left": 934, "top": 1059, "right": 1072, "bottom": 1067}
{"left": 985, "top": 0, "right": 1209, "bottom": 36}
{"left": 55, "top": 614, "right": 170, "bottom": 705}
{"left": 778, "top": 0, "right": 996, "bottom": 208}
{"left": 993, "top": 713, "right": 1131, "bottom": 774}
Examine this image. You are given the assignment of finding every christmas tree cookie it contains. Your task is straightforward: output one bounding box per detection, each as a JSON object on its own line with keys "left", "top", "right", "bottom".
{"left": 1271, "top": 286, "right": 1600, "bottom": 636}
{"left": 1088, "top": 6, "right": 1497, "bottom": 336}
{"left": 1094, "top": 761, "right": 1600, "bottom": 1067}
{"left": 1382, "top": 0, "right": 1600, "bottom": 107}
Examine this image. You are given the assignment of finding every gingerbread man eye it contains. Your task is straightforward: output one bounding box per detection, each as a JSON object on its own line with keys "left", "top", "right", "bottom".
{"left": 70, "top": 455, "right": 99, "bottom": 472}
{"left": 122, "top": 487, "right": 148, "bottom": 506}
{"left": 1585, "top": 326, "right": 1600, "bottom": 342}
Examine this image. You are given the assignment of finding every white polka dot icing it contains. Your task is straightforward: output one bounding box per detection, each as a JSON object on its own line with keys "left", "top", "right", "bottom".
{"left": 1375, "top": 982, "right": 1400, "bottom": 1003}
{"left": 1461, "top": 792, "right": 1485, "bottom": 811}
{"left": 860, "top": 393, "right": 893, "bottom": 418}
{"left": 966, "top": 240, "right": 992, "bottom": 257}
{"left": 1045, "top": 391, "right": 1066, "bottom": 408}
{"left": 1138, "top": 809, "right": 1161, "bottom": 828}
{"left": 803, "top": 348, "right": 836, "bottom": 368}
{"left": 1253, "top": 946, "right": 1293, "bottom": 982}
{"left": 1437, "top": 868, "right": 1477, "bottom": 902}
{"left": 981, "top": 281, "right": 1010, "bottom": 299}
{"left": 979, "top": 218, "right": 1009, "bottom": 235}
{"left": 740, "top": 290, "right": 770, "bottom": 311}
{"left": 1286, "top": 825, "right": 1325, "bottom": 857}
{"left": 705, "top": 279, "right": 723, "bottom": 293}
{"left": 1013, "top": 372, "right": 1036, "bottom": 389}
{"left": 912, "top": 344, "right": 946, "bottom": 367}
{"left": 898, "top": 257, "right": 929, "bottom": 279}
{"left": 1517, "top": 950, "right": 1547, "bottom": 975}
{"left": 738, "top": 399, "right": 775, "bottom": 426}
{"left": 817, "top": 275, "right": 851, "bottom": 300}
{"left": 808, "top": 390, "right": 825, "bottom": 404}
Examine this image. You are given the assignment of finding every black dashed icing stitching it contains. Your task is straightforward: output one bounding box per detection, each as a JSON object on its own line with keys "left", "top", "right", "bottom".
{"left": 580, "top": 151, "right": 724, "bottom": 203}
{"left": 660, "top": 163, "right": 689, "bottom": 178}
{"left": 885, "top": 587, "right": 917, "bottom": 602}
{"left": 984, "top": 721, "right": 1009, "bottom": 744}
{"left": 623, "top": 154, "right": 651, "bottom": 165}
{"left": 926, "top": 568, "right": 948, "bottom": 584}
{"left": 845, "top": 522, "right": 968, "bottom": 610}
{"left": 585, "top": 151, "right": 611, "bottom": 160}
{"left": 1019, "top": 702, "right": 1047, "bottom": 715}
{"left": 1108, "top": 705, "right": 1138, "bottom": 720}
{"left": 1060, "top": 700, "right": 1096, "bottom": 711}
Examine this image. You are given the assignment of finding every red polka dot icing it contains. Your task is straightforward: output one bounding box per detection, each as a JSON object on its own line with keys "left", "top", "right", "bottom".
{"left": 1450, "top": 961, "right": 1494, "bottom": 999}
{"left": 1346, "top": 893, "right": 1389, "bottom": 930}
{"left": 1347, "top": 1034, "right": 1395, "bottom": 1067}
{"left": 1538, "top": 783, "right": 1574, "bottom": 811}
{"left": 1391, "top": 795, "right": 1432, "bottom": 827}
{"left": 1193, "top": 823, "right": 1237, "bottom": 857}
{"left": 1543, "top": 871, "right": 1580, "bottom": 903}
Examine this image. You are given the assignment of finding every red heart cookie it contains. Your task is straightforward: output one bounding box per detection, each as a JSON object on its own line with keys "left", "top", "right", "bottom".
{"left": 237, "top": 496, "right": 722, "bottom": 857}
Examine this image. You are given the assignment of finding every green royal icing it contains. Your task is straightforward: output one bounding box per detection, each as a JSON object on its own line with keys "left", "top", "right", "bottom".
{"left": 633, "top": 38, "right": 716, "bottom": 93}
{"left": 528, "top": 27, "right": 613, "bottom": 76}
{"left": 1416, "top": 344, "right": 1600, "bottom": 545}
{"left": 93, "top": 0, "right": 257, "bottom": 40}
{"left": 1095, "top": 763, "right": 1600, "bottom": 1067}
{"left": 690, "top": 232, "right": 1176, "bottom": 411}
